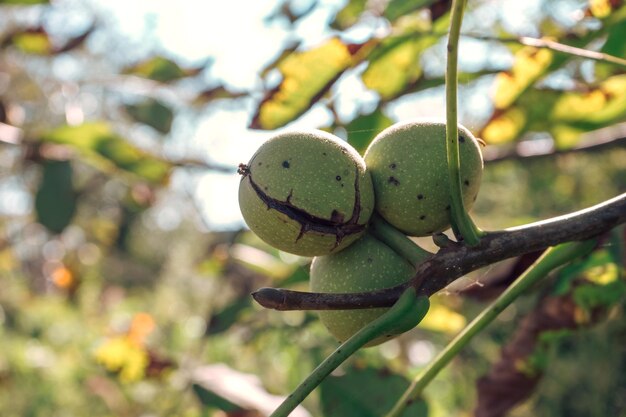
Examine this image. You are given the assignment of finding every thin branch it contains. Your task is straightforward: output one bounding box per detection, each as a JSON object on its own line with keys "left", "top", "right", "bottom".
{"left": 483, "top": 132, "right": 626, "bottom": 163}
{"left": 465, "top": 33, "right": 626, "bottom": 70}
{"left": 252, "top": 193, "right": 626, "bottom": 310}
{"left": 169, "top": 157, "right": 236, "bottom": 173}
{"left": 383, "top": 31, "right": 626, "bottom": 71}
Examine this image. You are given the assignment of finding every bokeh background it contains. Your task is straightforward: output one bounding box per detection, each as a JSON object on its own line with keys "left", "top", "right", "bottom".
{"left": 1, "top": 0, "right": 625, "bottom": 416}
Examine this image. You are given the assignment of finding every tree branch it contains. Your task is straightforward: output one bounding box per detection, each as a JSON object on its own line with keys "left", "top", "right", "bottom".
{"left": 252, "top": 193, "right": 626, "bottom": 310}
{"left": 465, "top": 34, "right": 626, "bottom": 70}
{"left": 483, "top": 132, "right": 626, "bottom": 163}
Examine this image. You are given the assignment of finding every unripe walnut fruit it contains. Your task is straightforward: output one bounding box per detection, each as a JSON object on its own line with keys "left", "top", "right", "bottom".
{"left": 364, "top": 120, "right": 483, "bottom": 236}
{"left": 238, "top": 130, "right": 375, "bottom": 256}
{"left": 310, "top": 234, "right": 415, "bottom": 346}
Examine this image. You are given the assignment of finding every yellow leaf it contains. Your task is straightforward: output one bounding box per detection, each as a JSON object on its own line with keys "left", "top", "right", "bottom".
{"left": 552, "top": 90, "right": 607, "bottom": 120}
{"left": 481, "top": 108, "right": 526, "bottom": 144}
{"left": 124, "top": 56, "right": 189, "bottom": 83}
{"left": 551, "top": 124, "right": 584, "bottom": 148}
{"left": 13, "top": 32, "right": 51, "bottom": 55}
{"left": 252, "top": 38, "right": 364, "bottom": 130}
{"left": 552, "top": 74, "right": 626, "bottom": 125}
{"left": 0, "top": 248, "right": 17, "bottom": 272}
{"left": 94, "top": 337, "right": 149, "bottom": 383}
{"left": 589, "top": 0, "right": 612, "bottom": 18}
{"left": 493, "top": 47, "right": 553, "bottom": 109}
{"left": 585, "top": 263, "right": 619, "bottom": 285}
{"left": 419, "top": 301, "right": 466, "bottom": 334}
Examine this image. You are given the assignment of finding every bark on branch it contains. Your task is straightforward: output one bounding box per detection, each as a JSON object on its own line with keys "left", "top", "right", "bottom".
{"left": 483, "top": 134, "right": 626, "bottom": 163}
{"left": 252, "top": 193, "right": 626, "bottom": 311}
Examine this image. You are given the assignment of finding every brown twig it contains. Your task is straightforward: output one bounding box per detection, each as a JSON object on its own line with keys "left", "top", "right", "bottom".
{"left": 252, "top": 193, "right": 626, "bottom": 310}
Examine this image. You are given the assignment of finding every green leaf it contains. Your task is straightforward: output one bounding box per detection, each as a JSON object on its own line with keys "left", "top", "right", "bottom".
{"left": 596, "top": 28, "right": 626, "bottom": 79}
{"left": 573, "top": 280, "right": 626, "bottom": 311}
{"left": 331, "top": 0, "right": 368, "bottom": 30}
{"left": 600, "top": 22, "right": 626, "bottom": 59}
{"left": 193, "top": 85, "right": 247, "bottom": 105}
{"left": 192, "top": 384, "right": 242, "bottom": 413}
{"left": 123, "top": 56, "right": 201, "bottom": 83}
{"left": 320, "top": 366, "right": 428, "bottom": 417}
{"left": 276, "top": 265, "right": 310, "bottom": 287}
{"left": 345, "top": 109, "right": 393, "bottom": 154}
{"left": 362, "top": 33, "right": 438, "bottom": 101}
{"left": 250, "top": 38, "right": 373, "bottom": 130}
{"left": 41, "top": 122, "right": 172, "bottom": 184}
{"left": 384, "top": 0, "right": 437, "bottom": 22}
{"left": 0, "top": 0, "right": 48, "bottom": 4}
{"left": 554, "top": 248, "right": 621, "bottom": 295}
{"left": 124, "top": 98, "right": 174, "bottom": 134}
{"left": 35, "top": 160, "right": 76, "bottom": 234}
{"left": 206, "top": 296, "right": 251, "bottom": 336}
{"left": 192, "top": 364, "right": 310, "bottom": 415}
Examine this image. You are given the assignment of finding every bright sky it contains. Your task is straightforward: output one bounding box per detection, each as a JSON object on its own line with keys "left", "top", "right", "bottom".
{"left": 95, "top": 0, "right": 335, "bottom": 88}
{"left": 87, "top": 0, "right": 349, "bottom": 230}
{"left": 83, "top": 0, "right": 545, "bottom": 231}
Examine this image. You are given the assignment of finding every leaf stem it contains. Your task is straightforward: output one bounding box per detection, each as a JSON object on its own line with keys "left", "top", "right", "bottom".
{"left": 370, "top": 214, "right": 432, "bottom": 268}
{"left": 383, "top": 239, "right": 596, "bottom": 417}
{"left": 269, "top": 288, "right": 429, "bottom": 417}
{"left": 445, "top": 0, "right": 482, "bottom": 246}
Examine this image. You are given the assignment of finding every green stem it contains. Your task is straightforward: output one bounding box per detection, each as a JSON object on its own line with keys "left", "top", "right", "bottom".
{"left": 445, "top": 0, "right": 482, "bottom": 246}
{"left": 270, "top": 288, "right": 429, "bottom": 417}
{"left": 370, "top": 214, "right": 432, "bottom": 267}
{"left": 384, "top": 239, "right": 596, "bottom": 417}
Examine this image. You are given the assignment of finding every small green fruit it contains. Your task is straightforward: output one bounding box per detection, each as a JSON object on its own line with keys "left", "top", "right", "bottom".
{"left": 364, "top": 120, "right": 483, "bottom": 236}
{"left": 310, "top": 234, "right": 415, "bottom": 346}
{"left": 238, "top": 130, "right": 375, "bottom": 256}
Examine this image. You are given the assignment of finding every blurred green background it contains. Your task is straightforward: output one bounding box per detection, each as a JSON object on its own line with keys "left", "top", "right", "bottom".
{"left": 0, "top": 0, "right": 625, "bottom": 416}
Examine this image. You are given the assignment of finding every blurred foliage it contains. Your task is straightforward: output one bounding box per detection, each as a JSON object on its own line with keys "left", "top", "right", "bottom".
{"left": 122, "top": 55, "right": 203, "bottom": 83}
{"left": 34, "top": 159, "right": 76, "bottom": 233}
{"left": 319, "top": 366, "right": 428, "bottom": 417}
{"left": 123, "top": 98, "right": 174, "bottom": 134}
{"left": 40, "top": 122, "right": 173, "bottom": 183}
{"left": 0, "top": 0, "right": 625, "bottom": 416}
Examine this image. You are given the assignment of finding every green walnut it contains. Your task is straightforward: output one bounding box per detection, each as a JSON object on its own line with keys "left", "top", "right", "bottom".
{"left": 310, "top": 234, "right": 415, "bottom": 346}
{"left": 364, "top": 120, "right": 483, "bottom": 236}
{"left": 238, "top": 130, "right": 375, "bottom": 257}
